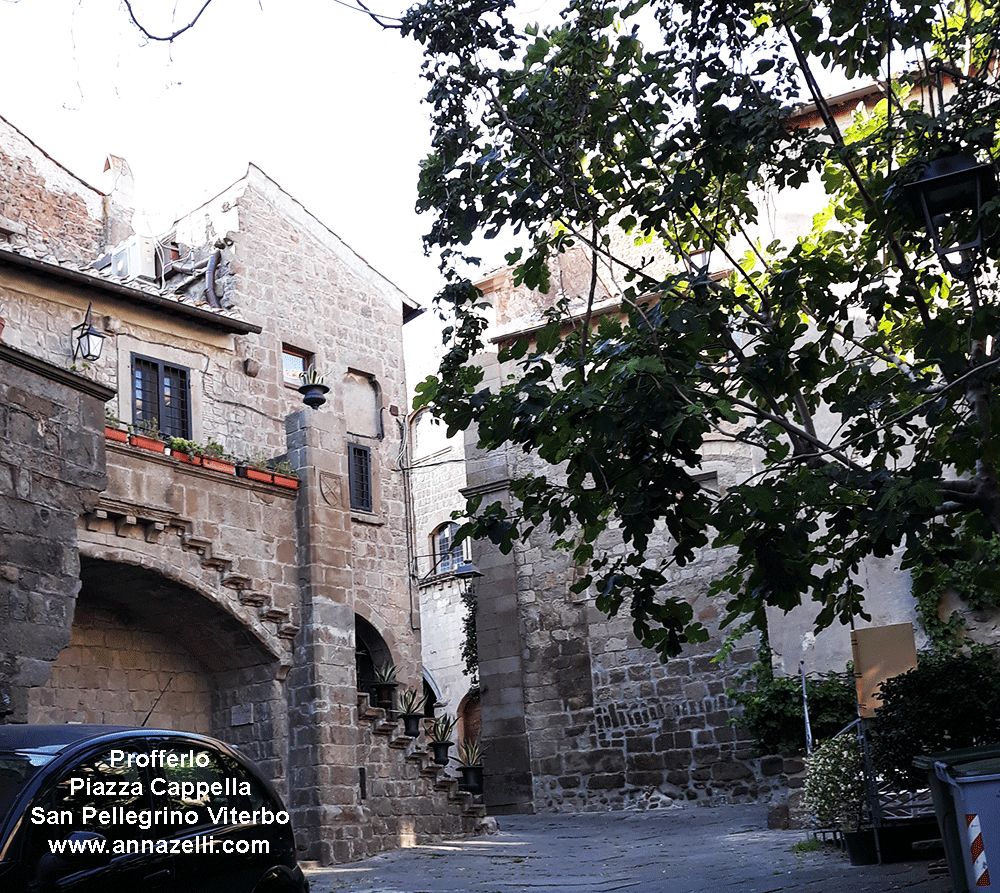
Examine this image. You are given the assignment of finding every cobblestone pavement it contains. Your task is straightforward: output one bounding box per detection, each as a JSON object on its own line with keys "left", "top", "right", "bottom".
{"left": 306, "top": 804, "right": 952, "bottom": 893}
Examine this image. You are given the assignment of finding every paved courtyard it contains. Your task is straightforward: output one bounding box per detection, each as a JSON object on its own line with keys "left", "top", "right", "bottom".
{"left": 306, "top": 804, "right": 952, "bottom": 893}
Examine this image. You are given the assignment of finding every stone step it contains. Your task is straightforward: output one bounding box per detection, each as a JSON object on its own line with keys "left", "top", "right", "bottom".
{"left": 374, "top": 720, "right": 397, "bottom": 737}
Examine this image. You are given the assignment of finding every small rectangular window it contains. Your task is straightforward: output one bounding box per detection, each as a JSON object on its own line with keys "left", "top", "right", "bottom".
{"left": 349, "top": 444, "right": 373, "bottom": 512}
{"left": 132, "top": 354, "right": 191, "bottom": 439}
{"left": 282, "top": 345, "right": 313, "bottom": 387}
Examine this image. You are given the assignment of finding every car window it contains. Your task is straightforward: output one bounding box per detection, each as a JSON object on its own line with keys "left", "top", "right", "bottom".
{"left": 23, "top": 744, "right": 151, "bottom": 865}
{"left": 0, "top": 753, "right": 53, "bottom": 824}
{"left": 152, "top": 745, "right": 269, "bottom": 828}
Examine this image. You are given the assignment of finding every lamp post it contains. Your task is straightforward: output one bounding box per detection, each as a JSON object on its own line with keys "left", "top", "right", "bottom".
{"left": 904, "top": 152, "right": 998, "bottom": 280}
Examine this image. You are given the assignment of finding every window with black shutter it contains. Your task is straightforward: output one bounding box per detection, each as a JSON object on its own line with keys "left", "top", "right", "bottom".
{"left": 131, "top": 354, "right": 191, "bottom": 439}
{"left": 348, "top": 443, "right": 373, "bottom": 512}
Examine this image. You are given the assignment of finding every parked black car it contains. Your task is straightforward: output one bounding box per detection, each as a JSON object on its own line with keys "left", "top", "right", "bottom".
{"left": 0, "top": 725, "right": 308, "bottom": 892}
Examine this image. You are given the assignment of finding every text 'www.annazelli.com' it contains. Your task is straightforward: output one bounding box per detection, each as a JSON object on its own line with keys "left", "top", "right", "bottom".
{"left": 48, "top": 836, "right": 271, "bottom": 856}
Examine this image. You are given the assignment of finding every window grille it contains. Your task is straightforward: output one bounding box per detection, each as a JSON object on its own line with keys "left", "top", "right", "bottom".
{"left": 132, "top": 354, "right": 191, "bottom": 439}
{"left": 349, "top": 444, "right": 373, "bottom": 512}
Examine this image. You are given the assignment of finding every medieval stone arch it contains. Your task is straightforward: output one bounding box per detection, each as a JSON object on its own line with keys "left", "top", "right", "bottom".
{"left": 28, "top": 556, "right": 287, "bottom": 774}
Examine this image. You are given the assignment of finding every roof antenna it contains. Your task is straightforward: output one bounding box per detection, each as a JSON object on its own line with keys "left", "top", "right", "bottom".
{"left": 142, "top": 676, "right": 173, "bottom": 727}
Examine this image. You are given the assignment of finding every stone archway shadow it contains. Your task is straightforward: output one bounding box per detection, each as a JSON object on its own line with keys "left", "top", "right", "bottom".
{"left": 30, "top": 557, "right": 287, "bottom": 773}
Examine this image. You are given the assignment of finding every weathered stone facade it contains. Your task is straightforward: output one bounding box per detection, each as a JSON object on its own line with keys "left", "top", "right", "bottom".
{"left": 0, "top": 343, "right": 113, "bottom": 723}
{"left": 409, "top": 410, "right": 479, "bottom": 719}
{"left": 462, "top": 342, "right": 792, "bottom": 814}
{"left": 0, "top": 113, "right": 477, "bottom": 865}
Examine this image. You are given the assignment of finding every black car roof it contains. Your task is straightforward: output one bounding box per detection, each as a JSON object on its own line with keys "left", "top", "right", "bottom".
{"left": 0, "top": 725, "right": 193, "bottom": 754}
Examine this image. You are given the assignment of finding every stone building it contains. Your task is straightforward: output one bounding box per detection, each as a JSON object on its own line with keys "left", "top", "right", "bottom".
{"left": 408, "top": 410, "right": 481, "bottom": 737}
{"left": 405, "top": 85, "right": 965, "bottom": 818}
{"left": 0, "top": 111, "right": 483, "bottom": 864}
{"left": 438, "top": 261, "right": 787, "bottom": 816}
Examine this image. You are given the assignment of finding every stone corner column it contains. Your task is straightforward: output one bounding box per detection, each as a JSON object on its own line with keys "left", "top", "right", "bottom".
{"left": 284, "top": 407, "right": 360, "bottom": 863}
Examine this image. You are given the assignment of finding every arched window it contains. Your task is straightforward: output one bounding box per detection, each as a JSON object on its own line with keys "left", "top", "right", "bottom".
{"left": 433, "top": 522, "right": 465, "bottom": 575}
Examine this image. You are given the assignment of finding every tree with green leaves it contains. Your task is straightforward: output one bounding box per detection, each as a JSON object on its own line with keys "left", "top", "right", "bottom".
{"left": 401, "top": 0, "right": 1000, "bottom": 659}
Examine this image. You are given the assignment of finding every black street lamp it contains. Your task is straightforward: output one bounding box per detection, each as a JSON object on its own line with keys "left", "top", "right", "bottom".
{"left": 71, "top": 302, "right": 106, "bottom": 362}
{"left": 904, "top": 152, "right": 998, "bottom": 280}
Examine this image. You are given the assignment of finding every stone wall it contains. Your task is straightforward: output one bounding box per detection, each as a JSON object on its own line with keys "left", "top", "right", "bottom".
{"left": 461, "top": 341, "right": 798, "bottom": 814}
{"left": 0, "top": 344, "right": 112, "bottom": 722}
{"left": 28, "top": 599, "right": 214, "bottom": 731}
{"left": 0, "top": 113, "right": 122, "bottom": 264}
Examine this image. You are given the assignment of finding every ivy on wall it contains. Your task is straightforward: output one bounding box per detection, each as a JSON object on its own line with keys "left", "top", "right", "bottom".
{"left": 906, "top": 521, "right": 1000, "bottom": 651}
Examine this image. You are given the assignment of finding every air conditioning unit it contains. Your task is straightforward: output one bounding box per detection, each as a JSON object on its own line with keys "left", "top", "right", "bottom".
{"left": 110, "top": 235, "right": 158, "bottom": 281}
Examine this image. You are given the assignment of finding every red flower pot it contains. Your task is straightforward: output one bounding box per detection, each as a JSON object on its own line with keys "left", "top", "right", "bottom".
{"left": 200, "top": 456, "right": 235, "bottom": 475}
{"left": 273, "top": 473, "right": 299, "bottom": 490}
{"left": 240, "top": 466, "right": 275, "bottom": 484}
{"left": 129, "top": 433, "right": 166, "bottom": 453}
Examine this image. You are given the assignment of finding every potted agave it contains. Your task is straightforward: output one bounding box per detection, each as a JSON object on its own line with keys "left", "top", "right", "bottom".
{"left": 397, "top": 687, "right": 426, "bottom": 737}
{"left": 271, "top": 459, "right": 299, "bottom": 490}
{"left": 298, "top": 365, "right": 329, "bottom": 409}
{"left": 239, "top": 452, "right": 275, "bottom": 484}
{"left": 457, "top": 738, "right": 485, "bottom": 795}
{"left": 373, "top": 661, "right": 398, "bottom": 712}
{"left": 428, "top": 713, "right": 456, "bottom": 766}
{"left": 169, "top": 437, "right": 203, "bottom": 466}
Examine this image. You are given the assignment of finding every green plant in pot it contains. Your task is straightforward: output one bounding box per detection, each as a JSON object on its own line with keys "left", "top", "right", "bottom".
{"left": 457, "top": 738, "right": 485, "bottom": 794}
{"left": 373, "top": 661, "right": 398, "bottom": 712}
{"left": 428, "top": 713, "right": 456, "bottom": 765}
{"left": 397, "top": 687, "right": 426, "bottom": 737}
{"left": 298, "top": 365, "right": 329, "bottom": 409}
{"left": 802, "top": 732, "right": 873, "bottom": 863}
{"left": 129, "top": 416, "right": 165, "bottom": 452}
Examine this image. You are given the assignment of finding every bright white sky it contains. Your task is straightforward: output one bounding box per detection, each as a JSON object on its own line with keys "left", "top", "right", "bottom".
{"left": 0, "top": 0, "right": 463, "bottom": 305}
{"left": 0, "top": 1, "right": 853, "bottom": 387}
{"left": 0, "top": 0, "right": 567, "bottom": 386}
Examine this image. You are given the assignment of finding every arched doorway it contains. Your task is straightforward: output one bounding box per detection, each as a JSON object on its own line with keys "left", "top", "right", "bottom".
{"left": 29, "top": 558, "right": 282, "bottom": 744}
{"left": 355, "top": 615, "right": 393, "bottom": 706}
{"left": 457, "top": 690, "right": 481, "bottom": 744}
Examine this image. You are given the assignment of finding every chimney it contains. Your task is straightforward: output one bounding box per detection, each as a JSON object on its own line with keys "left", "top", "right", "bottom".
{"left": 102, "top": 154, "right": 135, "bottom": 250}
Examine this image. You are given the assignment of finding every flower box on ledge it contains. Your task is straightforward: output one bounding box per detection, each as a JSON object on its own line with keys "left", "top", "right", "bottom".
{"left": 238, "top": 466, "right": 275, "bottom": 485}
{"left": 272, "top": 473, "right": 298, "bottom": 490}
{"left": 129, "top": 433, "right": 166, "bottom": 454}
{"left": 200, "top": 455, "right": 236, "bottom": 475}
{"left": 105, "top": 426, "right": 128, "bottom": 444}
{"left": 173, "top": 451, "right": 204, "bottom": 467}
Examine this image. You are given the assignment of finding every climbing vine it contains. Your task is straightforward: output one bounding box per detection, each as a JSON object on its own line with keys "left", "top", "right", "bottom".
{"left": 906, "top": 521, "right": 1000, "bottom": 651}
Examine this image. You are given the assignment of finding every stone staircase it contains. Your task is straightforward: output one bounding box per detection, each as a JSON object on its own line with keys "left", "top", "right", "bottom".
{"left": 353, "top": 693, "right": 488, "bottom": 859}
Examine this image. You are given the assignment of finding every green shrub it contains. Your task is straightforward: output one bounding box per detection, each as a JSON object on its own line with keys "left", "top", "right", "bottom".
{"left": 802, "top": 733, "right": 865, "bottom": 831}
{"left": 731, "top": 664, "right": 857, "bottom": 756}
{"left": 871, "top": 648, "right": 1000, "bottom": 790}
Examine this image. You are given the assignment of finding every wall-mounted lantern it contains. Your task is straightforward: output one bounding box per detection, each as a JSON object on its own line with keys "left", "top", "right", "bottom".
{"left": 71, "top": 302, "right": 106, "bottom": 362}
{"left": 903, "top": 152, "right": 998, "bottom": 280}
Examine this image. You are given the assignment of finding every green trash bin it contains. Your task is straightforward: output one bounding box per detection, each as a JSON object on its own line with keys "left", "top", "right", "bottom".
{"left": 915, "top": 745, "right": 1000, "bottom": 893}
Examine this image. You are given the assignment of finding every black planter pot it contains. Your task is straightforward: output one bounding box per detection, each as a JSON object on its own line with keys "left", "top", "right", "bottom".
{"left": 844, "top": 829, "right": 879, "bottom": 865}
{"left": 459, "top": 765, "right": 484, "bottom": 795}
{"left": 401, "top": 713, "right": 423, "bottom": 737}
{"left": 298, "top": 382, "right": 329, "bottom": 409}
{"left": 846, "top": 821, "right": 944, "bottom": 866}
{"left": 430, "top": 741, "right": 453, "bottom": 765}
{"left": 374, "top": 682, "right": 397, "bottom": 712}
